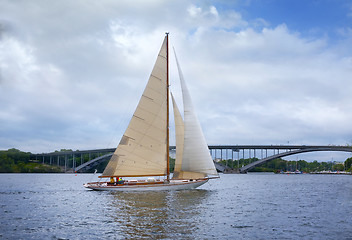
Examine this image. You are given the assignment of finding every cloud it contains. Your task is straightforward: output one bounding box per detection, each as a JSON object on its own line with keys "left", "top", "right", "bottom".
{"left": 172, "top": 23, "right": 352, "bottom": 148}
{"left": 187, "top": 4, "right": 219, "bottom": 23}
{"left": 0, "top": 0, "right": 352, "bottom": 162}
{"left": 348, "top": 4, "right": 352, "bottom": 18}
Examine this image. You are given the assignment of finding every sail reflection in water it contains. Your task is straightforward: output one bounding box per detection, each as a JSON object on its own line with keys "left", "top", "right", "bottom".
{"left": 104, "top": 190, "right": 210, "bottom": 238}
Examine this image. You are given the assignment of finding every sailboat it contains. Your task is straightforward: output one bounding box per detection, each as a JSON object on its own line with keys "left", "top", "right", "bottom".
{"left": 84, "top": 33, "right": 219, "bottom": 191}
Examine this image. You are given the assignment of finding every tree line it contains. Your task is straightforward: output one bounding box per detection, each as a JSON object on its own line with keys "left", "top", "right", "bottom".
{"left": 219, "top": 157, "right": 352, "bottom": 173}
{"left": 0, "top": 148, "right": 62, "bottom": 173}
{"left": 0, "top": 148, "right": 177, "bottom": 173}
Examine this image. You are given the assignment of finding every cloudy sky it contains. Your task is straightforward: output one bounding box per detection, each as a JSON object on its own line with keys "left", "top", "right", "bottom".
{"left": 1, "top": 0, "right": 352, "bottom": 161}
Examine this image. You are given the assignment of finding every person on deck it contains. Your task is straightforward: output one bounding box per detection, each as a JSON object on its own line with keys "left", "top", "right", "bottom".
{"left": 117, "top": 177, "right": 124, "bottom": 184}
{"left": 110, "top": 177, "right": 115, "bottom": 185}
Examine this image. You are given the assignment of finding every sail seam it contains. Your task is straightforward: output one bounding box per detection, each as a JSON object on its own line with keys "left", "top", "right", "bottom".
{"left": 114, "top": 156, "right": 165, "bottom": 169}
{"left": 142, "top": 94, "right": 154, "bottom": 101}
{"left": 150, "top": 74, "right": 162, "bottom": 81}
{"left": 158, "top": 54, "right": 167, "bottom": 60}
{"left": 133, "top": 115, "right": 145, "bottom": 121}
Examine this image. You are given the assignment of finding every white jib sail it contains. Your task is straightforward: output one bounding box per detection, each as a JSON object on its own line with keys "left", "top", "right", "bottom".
{"left": 171, "top": 92, "right": 184, "bottom": 179}
{"left": 102, "top": 37, "right": 168, "bottom": 177}
{"left": 174, "top": 50, "right": 219, "bottom": 179}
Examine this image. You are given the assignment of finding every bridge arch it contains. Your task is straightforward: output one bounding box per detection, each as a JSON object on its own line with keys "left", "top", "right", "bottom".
{"left": 239, "top": 147, "right": 352, "bottom": 173}
{"left": 74, "top": 153, "right": 230, "bottom": 173}
{"left": 75, "top": 153, "right": 113, "bottom": 172}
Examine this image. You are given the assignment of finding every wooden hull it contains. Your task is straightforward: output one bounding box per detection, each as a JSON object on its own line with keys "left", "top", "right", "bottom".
{"left": 83, "top": 179, "right": 208, "bottom": 191}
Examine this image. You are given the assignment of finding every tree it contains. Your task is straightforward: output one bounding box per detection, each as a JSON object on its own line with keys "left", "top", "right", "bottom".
{"left": 345, "top": 157, "right": 352, "bottom": 172}
{"left": 332, "top": 163, "right": 344, "bottom": 171}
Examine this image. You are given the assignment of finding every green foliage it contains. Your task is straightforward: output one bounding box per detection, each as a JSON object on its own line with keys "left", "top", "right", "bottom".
{"left": 218, "top": 157, "right": 352, "bottom": 173}
{"left": 12, "top": 162, "right": 62, "bottom": 173}
{"left": 55, "top": 149, "right": 73, "bottom": 152}
{"left": 3, "top": 148, "right": 30, "bottom": 164}
{"left": 169, "top": 157, "right": 175, "bottom": 172}
{"left": 332, "top": 163, "right": 344, "bottom": 171}
{"left": 0, "top": 153, "right": 15, "bottom": 173}
{"left": 84, "top": 159, "right": 109, "bottom": 173}
{"left": 219, "top": 158, "right": 260, "bottom": 169}
{"left": 345, "top": 157, "right": 352, "bottom": 172}
{"left": 0, "top": 149, "right": 62, "bottom": 173}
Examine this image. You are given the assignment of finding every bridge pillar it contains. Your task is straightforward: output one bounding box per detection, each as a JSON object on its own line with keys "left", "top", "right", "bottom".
{"left": 254, "top": 149, "right": 256, "bottom": 159}
{"left": 239, "top": 152, "right": 241, "bottom": 168}
{"left": 73, "top": 154, "right": 75, "bottom": 172}
{"left": 65, "top": 155, "right": 67, "bottom": 172}
{"left": 237, "top": 151, "right": 240, "bottom": 169}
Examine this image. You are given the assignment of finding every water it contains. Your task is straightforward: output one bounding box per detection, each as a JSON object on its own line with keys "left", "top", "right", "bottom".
{"left": 0, "top": 173, "right": 351, "bottom": 239}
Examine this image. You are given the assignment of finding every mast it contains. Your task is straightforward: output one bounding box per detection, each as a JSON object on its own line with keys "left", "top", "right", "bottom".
{"left": 166, "top": 32, "right": 170, "bottom": 182}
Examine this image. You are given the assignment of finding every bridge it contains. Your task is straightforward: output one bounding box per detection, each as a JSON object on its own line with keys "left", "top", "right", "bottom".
{"left": 234, "top": 145, "right": 352, "bottom": 173}
{"left": 31, "top": 145, "right": 352, "bottom": 173}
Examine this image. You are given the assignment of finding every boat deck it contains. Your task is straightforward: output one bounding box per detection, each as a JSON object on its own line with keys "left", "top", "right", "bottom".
{"left": 84, "top": 178, "right": 209, "bottom": 191}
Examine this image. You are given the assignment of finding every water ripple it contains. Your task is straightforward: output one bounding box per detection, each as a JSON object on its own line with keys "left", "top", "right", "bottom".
{"left": 0, "top": 173, "right": 351, "bottom": 239}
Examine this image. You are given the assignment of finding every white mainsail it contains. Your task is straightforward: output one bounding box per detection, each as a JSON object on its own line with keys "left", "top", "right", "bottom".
{"left": 101, "top": 37, "right": 168, "bottom": 177}
{"left": 173, "top": 51, "right": 219, "bottom": 179}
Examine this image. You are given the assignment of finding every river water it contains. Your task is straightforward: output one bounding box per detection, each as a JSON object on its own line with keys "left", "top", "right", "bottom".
{"left": 0, "top": 173, "right": 351, "bottom": 239}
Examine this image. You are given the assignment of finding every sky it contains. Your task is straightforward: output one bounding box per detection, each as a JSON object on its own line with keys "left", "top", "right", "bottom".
{"left": 1, "top": 0, "right": 352, "bottom": 162}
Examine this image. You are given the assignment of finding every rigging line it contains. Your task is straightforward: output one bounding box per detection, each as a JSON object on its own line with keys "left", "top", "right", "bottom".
{"left": 89, "top": 169, "right": 98, "bottom": 182}
{"left": 105, "top": 98, "right": 137, "bottom": 148}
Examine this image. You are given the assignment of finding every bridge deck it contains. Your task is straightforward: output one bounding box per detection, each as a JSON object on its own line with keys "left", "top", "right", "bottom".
{"left": 31, "top": 145, "right": 351, "bottom": 155}
{"left": 30, "top": 145, "right": 352, "bottom": 173}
